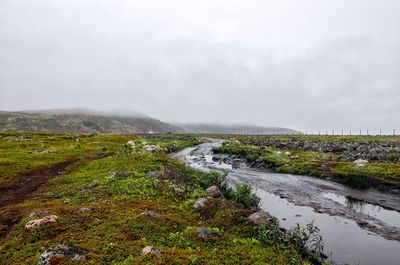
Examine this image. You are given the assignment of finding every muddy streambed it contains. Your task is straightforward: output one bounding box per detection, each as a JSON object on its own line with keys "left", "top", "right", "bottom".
{"left": 175, "top": 139, "right": 400, "bottom": 265}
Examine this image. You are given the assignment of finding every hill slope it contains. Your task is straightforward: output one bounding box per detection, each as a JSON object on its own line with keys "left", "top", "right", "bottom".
{"left": 0, "top": 109, "right": 184, "bottom": 134}
{"left": 176, "top": 123, "right": 299, "bottom": 135}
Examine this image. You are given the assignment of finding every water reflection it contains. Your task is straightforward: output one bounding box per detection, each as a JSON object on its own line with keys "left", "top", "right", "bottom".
{"left": 322, "top": 193, "right": 400, "bottom": 228}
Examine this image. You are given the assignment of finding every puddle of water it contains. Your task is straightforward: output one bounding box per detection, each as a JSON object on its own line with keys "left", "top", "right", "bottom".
{"left": 240, "top": 180, "right": 400, "bottom": 265}
{"left": 323, "top": 193, "right": 400, "bottom": 228}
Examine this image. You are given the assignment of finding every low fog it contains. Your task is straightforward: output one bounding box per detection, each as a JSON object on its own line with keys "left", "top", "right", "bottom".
{"left": 1, "top": 0, "right": 399, "bottom": 133}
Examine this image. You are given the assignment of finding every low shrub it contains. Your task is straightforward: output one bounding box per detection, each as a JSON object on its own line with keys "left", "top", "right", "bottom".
{"left": 259, "top": 221, "right": 325, "bottom": 263}
{"left": 226, "top": 183, "right": 260, "bottom": 209}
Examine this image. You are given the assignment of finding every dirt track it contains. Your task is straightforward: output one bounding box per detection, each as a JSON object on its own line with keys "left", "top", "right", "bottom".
{"left": 0, "top": 154, "right": 109, "bottom": 208}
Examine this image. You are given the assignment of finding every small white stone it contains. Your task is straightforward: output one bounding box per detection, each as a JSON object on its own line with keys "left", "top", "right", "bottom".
{"left": 141, "top": 246, "right": 161, "bottom": 258}
{"left": 127, "top": 141, "right": 136, "bottom": 148}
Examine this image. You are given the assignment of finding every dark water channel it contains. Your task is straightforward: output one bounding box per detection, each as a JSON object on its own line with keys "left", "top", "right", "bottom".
{"left": 175, "top": 139, "right": 400, "bottom": 265}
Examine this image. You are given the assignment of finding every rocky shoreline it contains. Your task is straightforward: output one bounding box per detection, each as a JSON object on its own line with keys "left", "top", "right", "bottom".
{"left": 240, "top": 138, "right": 400, "bottom": 163}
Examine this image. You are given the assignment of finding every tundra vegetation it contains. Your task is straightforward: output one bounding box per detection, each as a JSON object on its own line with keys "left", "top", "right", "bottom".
{"left": 212, "top": 135, "right": 400, "bottom": 190}
{"left": 0, "top": 132, "right": 322, "bottom": 264}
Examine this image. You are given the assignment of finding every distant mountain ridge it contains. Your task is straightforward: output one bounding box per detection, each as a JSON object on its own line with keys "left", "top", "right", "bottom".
{"left": 176, "top": 123, "right": 299, "bottom": 135}
{"left": 0, "top": 109, "right": 184, "bottom": 134}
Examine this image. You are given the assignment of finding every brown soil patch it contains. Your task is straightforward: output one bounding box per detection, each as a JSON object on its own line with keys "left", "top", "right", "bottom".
{"left": 0, "top": 154, "right": 110, "bottom": 208}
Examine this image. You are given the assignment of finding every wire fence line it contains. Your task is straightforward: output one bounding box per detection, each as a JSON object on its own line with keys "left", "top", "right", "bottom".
{"left": 230, "top": 129, "right": 399, "bottom": 136}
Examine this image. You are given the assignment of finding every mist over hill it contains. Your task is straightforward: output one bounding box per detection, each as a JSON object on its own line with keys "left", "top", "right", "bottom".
{"left": 0, "top": 109, "right": 183, "bottom": 134}
{"left": 176, "top": 123, "right": 299, "bottom": 135}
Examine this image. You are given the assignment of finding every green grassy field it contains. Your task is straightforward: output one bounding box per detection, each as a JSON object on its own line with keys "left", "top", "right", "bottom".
{"left": 0, "top": 133, "right": 313, "bottom": 264}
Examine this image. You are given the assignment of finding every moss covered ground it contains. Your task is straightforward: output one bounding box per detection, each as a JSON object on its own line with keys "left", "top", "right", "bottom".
{"left": 0, "top": 133, "right": 311, "bottom": 264}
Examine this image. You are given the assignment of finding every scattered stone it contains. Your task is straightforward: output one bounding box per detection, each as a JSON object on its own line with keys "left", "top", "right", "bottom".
{"left": 139, "top": 210, "right": 163, "bottom": 218}
{"left": 127, "top": 141, "right": 136, "bottom": 148}
{"left": 109, "top": 171, "right": 130, "bottom": 178}
{"left": 25, "top": 215, "right": 58, "bottom": 230}
{"left": 248, "top": 210, "right": 272, "bottom": 225}
{"left": 284, "top": 151, "right": 291, "bottom": 155}
{"left": 354, "top": 159, "right": 369, "bottom": 164}
{"left": 141, "top": 246, "right": 161, "bottom": 258}
{"left": 391, "top": 189, "right": 399, "bottom": 194}
{"left": 294, "top": 214, "right": 302, "bottom": 217}
{"left": 205, "top": 186, "right": 222, "bottom": 198}
{"left": 196, "top": 227, "right": 212, "bottom": 239}
{"left": 38, "top": 245, "right": 87, "bottom": 265}
{"left": 193, "top": 197, "right": 210, "bottom": 210}
{"left": 354, "top": 159, "right": 369, "bottom": 169}
{"left": 169, "top": 184, "right": 184, "bottom": 193}
{"left": 232, "top": 161, "right": 241, "bottom": 169}
{"left": 75, "top": 138, "right": 81, "bottom": 143}
{"left": 29, "top": 210, "right": 49, "bottom": 217}
{"left": 143, "top": 145, "right": 167, "bottom": 152}
{"left": 248, "top": 211, "right": 272, "bottom": 225}
{"left": 275, "top": 151, "right": 282, "bottom": 155}
{"left": 32, "top": 149, "right": 50, "bottom": 154}
{"left": 79, "top": 208, "right": 90, "bottom": 213}
{"left": 357, "top": 220, "right": 369, "bottom": 227}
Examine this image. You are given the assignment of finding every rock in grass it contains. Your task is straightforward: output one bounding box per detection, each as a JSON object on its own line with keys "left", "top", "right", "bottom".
{"left": 79, "top": 208, "right": 91, "bottom": 213}
{"left": 127, "top": 141, "right": 136, "bottom": 148}
{"left": 248, "top": 211, "right": 272, "bottom": 225}
{"left": 25, "top": 215, "right": 58, "bottom": 230}
{"left": 38, "top": 245, "right": 87, "bottom": 265}
{"left": 141, "top": 246, "right": 161, "bottom": 258}
{"left": 196, "top": 227, "right": 212, "bottom": 239}
{"left": 192, "top": 197, "right": 210, "bottom": 210}
{"left": 169, "top": 184, "right": 184, "bottom": 193}
{"left": 205, "top": 186, "right": 222, "bottom": 198}
{"left": 354, "top": 159, "right": 369, "bottom": 169}
{"left": 109, "top": 171, "right": 130, "bottom": 178}
{"left": 139, "top": 210, "right": 163, "bottom": 219}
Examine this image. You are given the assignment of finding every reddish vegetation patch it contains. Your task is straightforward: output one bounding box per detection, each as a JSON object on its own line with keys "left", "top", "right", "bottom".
{"left": 0, "top": 211, "right": 24, "bottom": 237}
{"left": 126, "top": 232, "right": 141, "bottom": 241}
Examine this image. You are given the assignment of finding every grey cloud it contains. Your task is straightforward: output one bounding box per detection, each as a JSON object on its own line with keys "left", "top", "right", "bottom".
{"left": 1, "top": 0, "right": 399, "bottom": 133}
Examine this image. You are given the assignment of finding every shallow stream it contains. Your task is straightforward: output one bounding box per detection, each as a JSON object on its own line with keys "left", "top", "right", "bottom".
{"left": 176, "top": 139, "right": 400, "bottom": 265}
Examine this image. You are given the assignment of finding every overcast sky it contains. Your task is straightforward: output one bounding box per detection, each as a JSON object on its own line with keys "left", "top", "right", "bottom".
{"left": 1, "top": 0, "right": 399, "bottom": 133}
